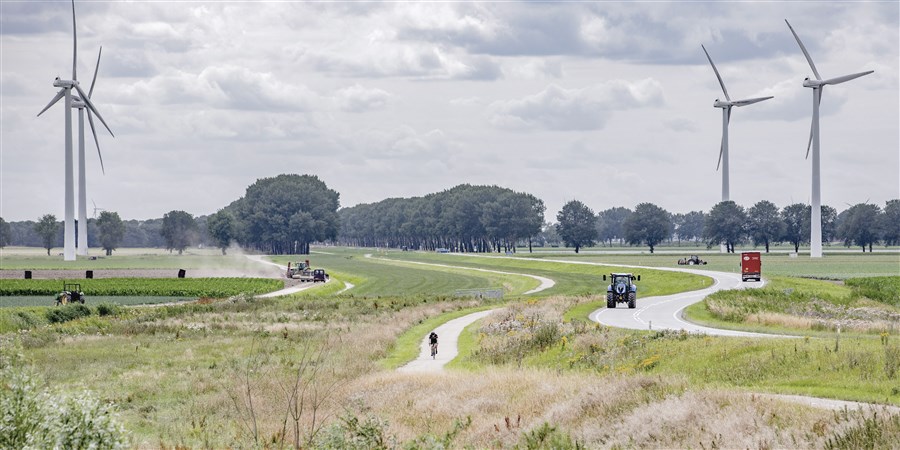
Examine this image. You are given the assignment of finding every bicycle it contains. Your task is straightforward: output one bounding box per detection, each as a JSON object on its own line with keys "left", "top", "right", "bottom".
{"left": 430, "top": 342, "right": 438, "bottom": 359}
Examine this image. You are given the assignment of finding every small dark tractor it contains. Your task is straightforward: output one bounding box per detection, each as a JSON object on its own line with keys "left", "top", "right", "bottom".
{"left": 677, "top": 255, "right": 707, "bottom": 265}
{"left": 312, "top": 268, "right": 329, "bottom": 283}
{"left": 604, "top": 273, "right": 640, "bottom": 309}
{"left": 55, "top": 283, "right": 85, "bottom": 306}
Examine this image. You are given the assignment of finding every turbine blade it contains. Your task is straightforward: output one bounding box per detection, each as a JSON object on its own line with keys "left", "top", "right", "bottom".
{"left": 701, "top": 44, "right": 731, "bottom": 101}
{"left": 71, "top": 0, "right": 77, "bottom": 80}
{"left": 717, "top": 110, "right": 729, "bottom": 171}
{"left": 733, "top": 96, "right": 774, "bottom": 106}
{"left": 823, "top": 70, "right": 874, "bottom": 85}
{"left": 89, "top": 47, "right": 102, "bottom": 98}
{"left": 74, "top": 84, "right": 114, "bottom": 137}
{"left": 37, "top": 89, "right": 67, "bottom": 117}
{"left": 86, "top": 109, "right": 105, "bottom": 174}
{"left": 785, "top": 19, "right": 821, "bottom": 81}
{"left": 717, "top": 135, "right": 724, "bottom": 171}
{"left": 805, "top": 89, "right": 821, "bottom": 159}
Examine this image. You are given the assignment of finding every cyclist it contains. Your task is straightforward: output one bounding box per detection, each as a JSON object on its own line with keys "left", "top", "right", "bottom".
{"left": 428, "top": 331, "right": 439, "bottom": 358}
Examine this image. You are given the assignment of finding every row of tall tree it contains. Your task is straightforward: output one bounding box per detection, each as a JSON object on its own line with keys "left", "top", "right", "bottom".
{"left": 2, "top": 183, "right": 896, "bottom": 255}
{"left": 552, "top": 199, "right": 899, "bottom": 253}
{"left": 1, "top": 174, "right": 341, "bottom": 256}
{"left": 338, "top": 184, "right": 545, "bottom": 253}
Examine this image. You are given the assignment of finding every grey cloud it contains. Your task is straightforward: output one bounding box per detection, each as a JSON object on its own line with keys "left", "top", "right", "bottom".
{"left": 101, "top": 51, "right": 157, "bottom": 78}
{"left": 334, "top": 84, "right": 391, "bottom": 112}
{"left": 490, "top": 79, "right": 664, "bottom": 131}
{"left": 665, "top": 117, "right": 700, "bottom": 132}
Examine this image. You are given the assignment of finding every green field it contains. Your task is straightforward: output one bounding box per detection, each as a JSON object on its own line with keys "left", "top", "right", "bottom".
{"left": 0, "top": 278, "right": 282, "bottom": 300}
{"left": 0, "top": 246, "right": 262, "bottom": 270}
{"left": 526, "top": 251, "right": 899, "bottom": 280}
{"left": 3, "top": 245, "right": 899, "bottom": 447}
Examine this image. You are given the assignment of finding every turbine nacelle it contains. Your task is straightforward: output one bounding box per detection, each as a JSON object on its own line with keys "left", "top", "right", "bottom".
{"left": 713, "top": 99, "right": 731, "bottom": 108}
{"left": 53, "top": 78, "right": 78, "bottom": 88}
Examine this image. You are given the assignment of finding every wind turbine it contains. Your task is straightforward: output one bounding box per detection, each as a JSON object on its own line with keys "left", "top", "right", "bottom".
{"left": 701, "top": 44, "right": 773, "bottom": 252}
{"left": 36, "top": 0, "right": 113, "bottom": 261}
{"left": 785, "top": 19, "right": 873, "bottom": 258}
{"left": 73, "top": 47, "right": 113, "bottom": 256}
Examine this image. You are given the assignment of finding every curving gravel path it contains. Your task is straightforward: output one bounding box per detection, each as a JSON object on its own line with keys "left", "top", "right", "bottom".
{"left": 397, "top": 309, "right": 497, "bottom": 373}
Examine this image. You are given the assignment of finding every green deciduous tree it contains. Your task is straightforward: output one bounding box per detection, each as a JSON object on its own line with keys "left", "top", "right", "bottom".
{"left": 781, "top": 203, "right": 809, "bottom": 253}
{"left": 0, "top": 217, "right": 10, "bottom": 248}
{"left": 838, "top": 203, "right": 882, "bottom": 252}
{"left": 677, "top": 210, "right": 705, "bottom": 243}
{"left": 233, "top": 174, "right": 340, "bottom": 255}
{"left": 880, "top": 200, "right": 900, "bottom": 246}
{"left": 704, "top": 201, "right": 746, "bottom": 253}
{"left": 555, "top": 200, "right": 597, "bottom": 253}
{"left": 747, "top": 200, "right": 784, "bottom": 253}
{"left": 624, "top": 202, "right": 672, "bottom": 254}
{"left": 95, "top": 211, "right": 125, "bottom": 256}
{"left": 596, "top": 207, "right": 632, "bottom": 246}
{"left": 33, "top": 214, "right": 59, "bottom": 256}
{"left": 207, "top": 209, "right": 235, "bottom": 255}
{"left": 161, "top": 210, "right": 197, "bottom": 255}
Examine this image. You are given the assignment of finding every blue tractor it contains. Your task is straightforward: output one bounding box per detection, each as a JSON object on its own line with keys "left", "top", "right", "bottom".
{"left": 604, "top": 273, "right": 640, "bottom": 309}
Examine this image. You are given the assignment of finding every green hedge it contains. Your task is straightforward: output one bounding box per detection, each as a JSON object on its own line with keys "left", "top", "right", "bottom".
{"left": 0, "top": 278, "right": 283, "bottom": 298}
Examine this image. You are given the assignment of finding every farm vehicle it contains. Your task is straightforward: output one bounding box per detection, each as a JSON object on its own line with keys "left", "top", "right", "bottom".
{"left": 55, "top": 283, "right": 85, "bottom": 305}
{"left": 677, "top": 255, "right": 707, "bottom": 265}
{"left": 603, "top": 273, "right": 640, "bottom": 309}
{"left": 286, "top": 260, "right": 329, "bottom": 282}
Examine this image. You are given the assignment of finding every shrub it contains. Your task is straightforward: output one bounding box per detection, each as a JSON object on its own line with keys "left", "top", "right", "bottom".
{"left": 315, "top": 413, "right": 394, "bottom": 450}
{"left": 0, "top": 349, "right": 127, "bottom": 449}
{"left": 886, "top": 345, "right": 900, "bottom": 380}
{"left": 95, "top": 303, "right": 122, "bottom": 317}
{"left": 519, "top": 422, "right": 583, "bottom": 450}
{"left": 45, "top": 304, "right": 92, "bottom": 324}
{"left": 13, "top": 311, "right": 41, "bottom": 329}
{"left": 825, "top": 412, "right": 900, "bottom": 450}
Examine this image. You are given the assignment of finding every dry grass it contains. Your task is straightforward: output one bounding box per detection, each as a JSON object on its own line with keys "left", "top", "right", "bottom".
{"left": 340, "top": 368, "right": 884, "bottom": 449}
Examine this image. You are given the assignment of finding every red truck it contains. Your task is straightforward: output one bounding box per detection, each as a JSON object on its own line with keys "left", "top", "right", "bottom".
{"left": 741, "top": 252, "right": 761, "bottom": 282}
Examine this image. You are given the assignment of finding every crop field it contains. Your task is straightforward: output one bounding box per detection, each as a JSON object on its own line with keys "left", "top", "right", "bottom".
{"left": 3, "top": 245, "right": 899, "bottom": 448}
{"left": 0, "top": 246, "right": 262, "bottom": 270}
{"left": 0, "top": 278, "right": 282, "bottom": 301}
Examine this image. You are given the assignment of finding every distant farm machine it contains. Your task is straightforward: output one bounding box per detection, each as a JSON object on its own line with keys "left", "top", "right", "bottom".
{"left": 677, "top": 255, "right": 707, "bottom": 265}
{"left": 55, "top": 283, "right": 85, "bottom": 305}
{"left": 286, "top": 259, "right": 329, "bottom": 282}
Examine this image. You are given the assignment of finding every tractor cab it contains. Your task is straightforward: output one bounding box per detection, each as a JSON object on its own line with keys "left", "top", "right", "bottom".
{"left": 56, "top": 283, "right": 85, "bottom": 306}
{"left": 602, "top": 273, "right": 640, "bottom": 309}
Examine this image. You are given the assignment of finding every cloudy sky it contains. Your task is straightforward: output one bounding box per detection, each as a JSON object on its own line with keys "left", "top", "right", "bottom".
{"left": 1, "top": 1, "right": 897, "bottom": 222}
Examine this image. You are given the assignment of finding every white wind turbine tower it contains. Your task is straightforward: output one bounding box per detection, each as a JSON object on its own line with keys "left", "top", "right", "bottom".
{"left": 785, "top": 20, "right": 874, "bottom": 258}
{"left": 701, "top": 44, "right": 773, "bottom": 252}
{"left": 37, "top": 0, "right": 113, "bottom": 261}
{"left": 73, "top": 48, "right": 113, "bottom": 256}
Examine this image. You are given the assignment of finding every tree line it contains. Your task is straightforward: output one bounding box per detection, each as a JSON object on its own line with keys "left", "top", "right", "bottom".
{"left": 551, "top": 199, "right": 899, "bottom": 253}
{"left": 2, "top": 177, "right": 897, "bottom": 255}
{"left": 1, "top": 174, "right": 340, "bottom": 256}
{"left": 337, "top": 184, "right": 545, "bottom": 253}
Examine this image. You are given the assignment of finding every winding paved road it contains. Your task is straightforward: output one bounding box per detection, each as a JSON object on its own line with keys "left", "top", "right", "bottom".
{"left": 590, "top": 268, "right": 779, "bottom": 337}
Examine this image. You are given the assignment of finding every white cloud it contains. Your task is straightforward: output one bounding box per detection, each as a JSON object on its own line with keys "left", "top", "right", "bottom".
{"left": 489, "top": 79, "right": 664, "bottom": 131}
